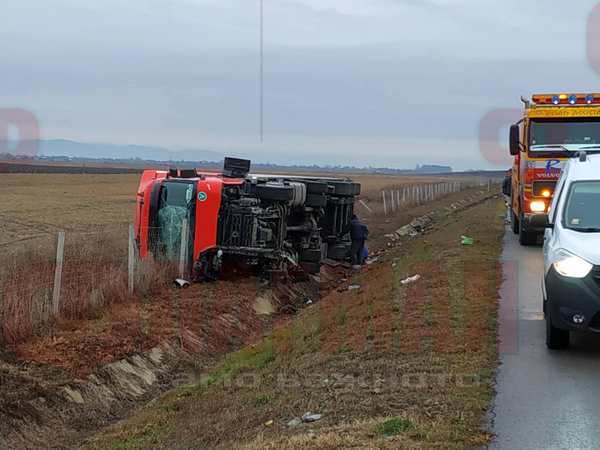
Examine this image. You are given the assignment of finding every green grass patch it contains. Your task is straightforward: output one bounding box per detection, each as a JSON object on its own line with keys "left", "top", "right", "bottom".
{"left": 197, "top": 339, "right": 276, "bottom": 391}
{"left": 253, "top": 394, "right": 273, "bottom": 407}
{"left": 106, "top": 424, "right": 169, "bottom": 450}
{"left": 375, "top": 417, "right": 413, "bottom": 437}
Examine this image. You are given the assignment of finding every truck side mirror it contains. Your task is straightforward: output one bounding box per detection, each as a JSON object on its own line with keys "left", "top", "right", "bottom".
{"left": 509, "top": 124, "right": 520, "bottom": 156}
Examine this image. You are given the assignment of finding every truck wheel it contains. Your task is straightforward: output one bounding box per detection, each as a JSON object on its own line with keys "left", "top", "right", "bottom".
{"left": 327, "top": 243, "right": 349, "bottom": 260}
{"left": 511, "top": 211, "right": 519, "bottom": 235}
{"left": 301, "top": 261, "right": 321, "bottom": 274}
{"left": 254, "top": 184, "right": 294, "bottom": 202}
{"left": 519, "top": 215, "right": 537, "bottom": 246}
{"left": 305, "top": 181, "right": 328, "bottom": 195}
{"left": 329, "top": 182, "right": 361, "bottom": 197}
{"left": 546, "top": 310, "right": 569, "bottom": 349}
{"left": 305, "top": 193, "right": 327, "bottom": 207}
{"left": 301, "top": 248, "right": 322, "bottom": 263}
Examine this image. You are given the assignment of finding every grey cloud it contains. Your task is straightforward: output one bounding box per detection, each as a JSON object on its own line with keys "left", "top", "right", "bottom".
{"left": 2, "top": 0, "right": 600, "bottom": 169}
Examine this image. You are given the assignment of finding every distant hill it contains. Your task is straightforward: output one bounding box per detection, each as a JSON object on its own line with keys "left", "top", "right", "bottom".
{"left": 23, "top": 139, "right": 224, "bottom": 163}
{"left": 1, "top": 139, "right": 509, "bottom": 177}
{"left": 415, "top": 164, "right": 453, "bottom": 174}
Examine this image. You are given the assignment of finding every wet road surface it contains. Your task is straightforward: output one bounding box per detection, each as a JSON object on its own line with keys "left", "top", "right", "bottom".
{"left": 488, "top": 227, "right": 600, "bottom": 449}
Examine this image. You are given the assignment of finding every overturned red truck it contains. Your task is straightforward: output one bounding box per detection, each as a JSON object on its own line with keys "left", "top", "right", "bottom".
{"left": 134, "top": 158, "right": 361, "bottom": 279}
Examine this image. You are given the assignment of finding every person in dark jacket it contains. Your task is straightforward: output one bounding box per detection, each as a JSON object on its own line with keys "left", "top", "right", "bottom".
{"left": 502, "top": 169, "right": 512, "bottom": 222}
{"left": 502, "top": 169, "right": 512, "bottom": 198}
{"left": 349, "top": 214, "right": 369, "bottom": 267}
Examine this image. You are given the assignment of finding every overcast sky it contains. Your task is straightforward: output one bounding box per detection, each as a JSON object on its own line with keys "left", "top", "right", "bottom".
{"left": 3, "top": 0, "right": 600, "bottom": 169}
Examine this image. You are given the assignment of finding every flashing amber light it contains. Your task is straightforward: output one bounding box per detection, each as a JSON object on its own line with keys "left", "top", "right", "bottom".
{"left": 542, "top": 190, "right": 552, "bottom": 198}
{"left": 559, "top": 94, "right": 568, "bottom": 100}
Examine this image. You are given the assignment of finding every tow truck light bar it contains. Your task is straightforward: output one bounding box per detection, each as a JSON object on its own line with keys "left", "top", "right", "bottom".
{"left": 531, "top": 93, "right": 599, "bottom": 105}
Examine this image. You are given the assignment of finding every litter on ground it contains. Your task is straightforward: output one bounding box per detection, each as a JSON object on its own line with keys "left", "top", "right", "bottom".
{"left": 461, "top": 235, "right": 474, "bottom": 245}
{"left": 302, "top": 412, "right": 323, "bottom": 423}
{"left": 400, "top": 274, "right": 421, "bottom": 285}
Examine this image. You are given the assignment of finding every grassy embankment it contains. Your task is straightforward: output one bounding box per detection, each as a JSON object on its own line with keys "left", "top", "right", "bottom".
{"left": 84, "top": 195, "right": 504, "bottom": 450}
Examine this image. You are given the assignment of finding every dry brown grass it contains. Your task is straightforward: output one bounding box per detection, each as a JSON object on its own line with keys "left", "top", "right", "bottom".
{"left": 0, "top": 227, "right": 172, "bottom": 345}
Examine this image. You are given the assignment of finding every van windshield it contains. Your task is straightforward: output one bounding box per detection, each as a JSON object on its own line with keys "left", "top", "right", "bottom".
{"left": 563, "top": 181, "right": 600, "bottom": 232}
{"left": 530, "top": 118, "right": 600, "bottom": 151}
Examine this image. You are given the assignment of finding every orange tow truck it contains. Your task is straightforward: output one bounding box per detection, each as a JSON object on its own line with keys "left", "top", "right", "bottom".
{"left": 509, "top": 93, "right": 600, "bottom": 245}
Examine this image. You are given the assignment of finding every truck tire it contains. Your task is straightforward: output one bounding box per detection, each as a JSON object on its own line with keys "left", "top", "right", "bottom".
{"left": 301, "top": 248, "right": 322, "bottom": 263}
{"left": 254, "top": 184, "right": 294, "bottom": 202}
{"left": 546, "top": 310, "right": 570, "bottom": 349}
{"left": 327, "top": 243, "right": 349, "bottom": 260}
{"left": 519, "top": 214, "right": 537, "bottom": 246}
{"left": 301, "top": 261, "right": 321, "bottom": 274}
{"left": 305, "top": 181, "right": 328, "bottom": 195}
{"left": 305, "top": 193, "right": 327, "bottom": 208}
{"left": 511, "top": 211, "right": 519, "bottom": 235}
{"left": 329, "top": 182, "right": 361, "bottom": 197}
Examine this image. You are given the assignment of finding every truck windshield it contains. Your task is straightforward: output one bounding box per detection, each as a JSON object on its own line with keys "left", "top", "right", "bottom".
{"left": 563, "top": 181, "right": 600, "bottom": 232}
{"left": 530, "top": 118, "right": 600, "bottom": 151}
{"left": 157, "top": 182, "right": 195, "bottom": 260}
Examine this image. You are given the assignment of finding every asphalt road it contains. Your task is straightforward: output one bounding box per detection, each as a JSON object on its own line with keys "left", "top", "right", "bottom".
{"left": 488, "top": 226, "right": 600, "bottom": 449}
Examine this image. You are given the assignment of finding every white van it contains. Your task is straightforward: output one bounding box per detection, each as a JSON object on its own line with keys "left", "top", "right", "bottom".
{"left": 532, "top": 151, "right": 600, "bottom": 349}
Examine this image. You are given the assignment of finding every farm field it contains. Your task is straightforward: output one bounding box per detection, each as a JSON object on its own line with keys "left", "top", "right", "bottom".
{"left": 0, "top": 171, "right": 481, "bottom": 247}
{"left": 0, "top": 174, "right": 139, "bottom": 246}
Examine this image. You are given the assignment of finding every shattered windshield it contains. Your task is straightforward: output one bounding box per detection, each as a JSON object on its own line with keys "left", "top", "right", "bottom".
{"left": 157, "top": 182, "right": 194, "bottom": 260}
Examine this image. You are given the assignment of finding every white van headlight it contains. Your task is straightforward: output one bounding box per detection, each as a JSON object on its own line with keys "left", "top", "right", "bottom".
{"left": 553, "top": 250, "right": 593, "bottom": 278}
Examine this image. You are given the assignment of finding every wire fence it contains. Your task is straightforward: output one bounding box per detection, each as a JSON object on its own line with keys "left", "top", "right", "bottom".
{"left": 0, "top": 224, "right": 178, "bottom": 344}
{"left": 357, "top": 178, "right": 499, "bottom": 216}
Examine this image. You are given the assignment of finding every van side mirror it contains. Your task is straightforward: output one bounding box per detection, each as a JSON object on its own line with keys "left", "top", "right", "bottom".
{"left": 530, "top": 214, "right": 553, "bottom": 229}
{"left": 509, "top": 124, "right": 520, "bottom": 156}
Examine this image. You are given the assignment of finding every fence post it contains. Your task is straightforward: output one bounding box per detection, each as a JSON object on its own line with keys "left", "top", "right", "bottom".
{"left": 382, "top": 191, "right": 388, "bottom": 216}
{"left": 390, "top": 188, "right": 395, "bottom": 212}
{"left": 52, "top": 231, "right": 65, "bottom": 317}
{"left": 128, "top": 224, "right": 135, "bottom": 295}
{"left": 179, "top": 218, "right": 189, "bottom": 279}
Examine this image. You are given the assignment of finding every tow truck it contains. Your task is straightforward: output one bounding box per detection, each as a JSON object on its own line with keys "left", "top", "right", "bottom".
{"left": 509, "top": 93, "right": 600, "bottom": 245}
{"left": 134, "top": 157, "right": 361, "bottom": 279}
